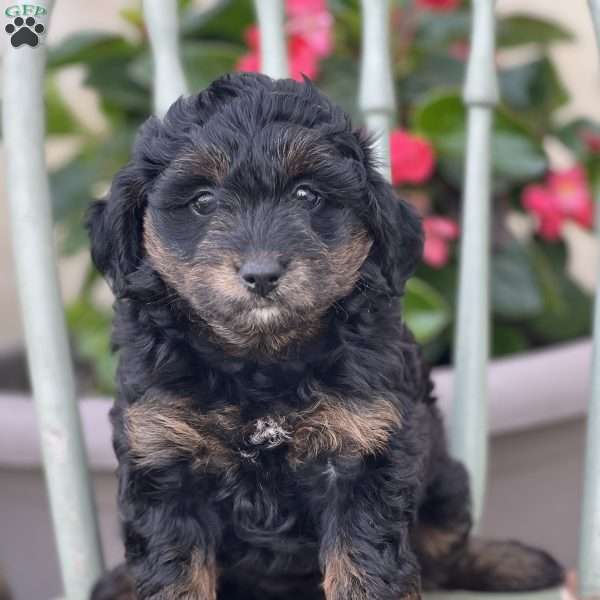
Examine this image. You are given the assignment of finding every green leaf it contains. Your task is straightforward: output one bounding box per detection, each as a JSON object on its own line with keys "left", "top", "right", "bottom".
{"left": 399, "top": 52, "right": 466, "bottom": 106}
{"left": 555, "top": 118, "right": 600, "bottom": 160}
{"left": 51, "top": 127, "right": 138, "bottom": 256}
{"left": 412, "top": 91, "right": 464, "bottom": 137}
{"left": 178, "top": 0, "right": 194, "bottom": 10}
{"left": 413, "top": 91, "right": 547, "bottom": 187}
{"left": 48, "top": 32, "right": 147, "bottom": 118}
{"left": 527, "top": 242, "right": 592, "bottom": 343}
{"left": 491, "top": 240, "right": 543, "bottom": 319}
{"left": 416, "top": 11, "right": 471, "bottom": 49}
{"left": 46, "top": 77, "right": 81, "bottom": 135}
{"left": 413, "top": 13, "right": 572, "bottom": 62}
{"left": 85, "top": 58, "right": 150, "bottom": 118}
{"left": 316, "top": 56, "right": 361, "bottom": 123}
{"left": 183, "top": 42, "right": 244, "bottom": 90}
{"left": 47, "top": 31, "right": 149, "bottom": 119}
{"left": 51, "top": 154, "right": 97, "bottom": 255}
{"left": 129, "top": 41, "right": 244, "bottom": 92}
{"left": 555, "top": 119, "right": 600, "bottom": 188}
{"left": 491, "top": 128, "right": 548, "bottom": 183}
{"left": 492, "top": 324, "right": 529, "bottom": 357}
{"left": 181, "top": 0, "right": 255, "bottom": 44}
{"left": 497, "top": 14, "right": 574, "bottom": 48}
{"left": 67, "top": 297, "right": 116, "bottom": 394}
{"left": 500, "top": 57, "right": 569, "bottom": 131}
{"left": 51, "top": 155, "right": 97, "bottom": 220}
{"left": 119, "top": 6, "right": 144, "bottom": 29}
{"left": 48, "top": 32, "right": 139, "bottom": 69}
{"left": 415, "top": 262, "right": 458, "bottom": 308}
{"left": 404, "top": 277, "right": 451, "bottom": 344}
{"left": 59, "top": 209, "right": 91, "bottom": 256}
{"left": 330, "top": 0, "right": 362, "bottom": 55}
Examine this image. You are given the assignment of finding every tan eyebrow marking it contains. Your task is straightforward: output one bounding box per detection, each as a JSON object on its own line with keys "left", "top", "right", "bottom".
{"left": 170, "top": 145, "right": 231, "bottom": 183}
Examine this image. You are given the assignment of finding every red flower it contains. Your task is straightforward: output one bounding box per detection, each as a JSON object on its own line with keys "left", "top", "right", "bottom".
{"left": 235, "top": 0, "right": 333, "bottom": 81}
{"left": 423, "top": 217, "right": 460, "bottom": 268}
{"left": 288, "top": 35, "right": 320, "bottom": 79}
{"left": 581, "top": 129, "right": 600, "bottom": 154}
{"left": 390, "top": 130, "right": 436, "bottom": 186}
{"left": 416, "top": 0, "right": 461, "bottom": 12}
{"left": 522, "top": 166, "right": 594, "bottom": 241}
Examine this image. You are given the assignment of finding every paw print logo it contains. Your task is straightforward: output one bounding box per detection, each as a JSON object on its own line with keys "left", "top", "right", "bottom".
{"left": 5, "top": 16, "right": 45, "bottom": 48}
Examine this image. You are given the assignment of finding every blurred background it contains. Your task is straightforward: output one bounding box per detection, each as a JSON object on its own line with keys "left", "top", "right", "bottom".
{"left": 1, "top": 0, "right": 600, "bottom": 597}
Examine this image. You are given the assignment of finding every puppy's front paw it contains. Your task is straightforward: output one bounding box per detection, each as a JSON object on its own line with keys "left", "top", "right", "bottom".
{"left": 323, "top": 552, "right": 421, "bottom": 600}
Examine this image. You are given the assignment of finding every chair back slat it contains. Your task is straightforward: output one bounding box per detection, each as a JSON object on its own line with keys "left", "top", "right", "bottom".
{"left": 143, "top": 0, "right": 189, "bottom": 117}
{"left": 2, "top": 1, "right": 105, "bottom": 597}
{"left": 450, "top": 0, "right": 498, "bottom": 527}
{"left": 358, "top": 0, "right": 395, "bottom": 181}
{"left": 579, "top": 6, "right": 600, "bottom": 597}
{"left": 254, "top": 0, "right": 289, "bottom": 79}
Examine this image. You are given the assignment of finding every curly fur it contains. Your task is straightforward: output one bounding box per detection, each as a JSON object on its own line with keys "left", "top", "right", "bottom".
{"left": 88, "top": 73, "right": 563, "bottom": 600}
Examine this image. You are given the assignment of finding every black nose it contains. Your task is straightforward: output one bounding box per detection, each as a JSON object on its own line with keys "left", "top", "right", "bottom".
{"left": 240, "top": 257, "right": 284, "bottom": 297}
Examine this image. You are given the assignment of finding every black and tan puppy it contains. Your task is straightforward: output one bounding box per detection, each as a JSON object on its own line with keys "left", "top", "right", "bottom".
{"left": 88, "top": 73, "right": 563, "bottom": 600}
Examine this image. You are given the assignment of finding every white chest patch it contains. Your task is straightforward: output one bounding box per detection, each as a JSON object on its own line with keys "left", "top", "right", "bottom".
{"left": 248, "top": 416, "right": 291, "bottom": 449}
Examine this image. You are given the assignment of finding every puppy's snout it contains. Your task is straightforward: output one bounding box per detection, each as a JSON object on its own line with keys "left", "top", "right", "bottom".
{"left": 240, "top": 257, "right": 285, "bottom": 297}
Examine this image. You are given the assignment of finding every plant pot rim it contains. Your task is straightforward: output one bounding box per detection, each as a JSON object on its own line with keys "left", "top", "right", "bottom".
{"left": 0, "top": 339, "right": 591, "bottom": 472}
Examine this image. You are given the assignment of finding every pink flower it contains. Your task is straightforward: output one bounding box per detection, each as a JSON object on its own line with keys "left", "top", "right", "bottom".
{"left": 423, "top": 217, "right": 460, "bottom": 268}
{"left": 522, "top": 166, "right": 594, "bottom": 241}
{"left": 236, "top": 45, "right": 260, "bottom": 73}
{"left": 236, "top": 34, "right": 321, "bottom": 80}
{"left": 416, "top": 0, "right": 461, "bottom": 12}
{"left": 390, "top": 130, "right": 436, "bottom": 186}
{"left": 236, "top": 25, "right": 261, "bottom": 74}
{"left": 286, "top": 0, "right": 327, "bottom": 15}
{"left": 235, "top": 0, "right": 333, "bottom": 81}
{"left": 522, "top": 185, "right": 564, "bottom": 240}
{"left": 288, "top": 35, "right": 320, "bottom": 79}
{"left": 286, "top": 0, "right": 333, "bottom": 58}
{"left": 549, "top": 168, "right": 594, "bottom": 228}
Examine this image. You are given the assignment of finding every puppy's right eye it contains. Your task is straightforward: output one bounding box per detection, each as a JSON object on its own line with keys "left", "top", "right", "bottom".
{"left": 293, "top": 185, "right": 322, "bottom": 211}
{"left": 190, "top": 191, "right": 217, "bottom": 216}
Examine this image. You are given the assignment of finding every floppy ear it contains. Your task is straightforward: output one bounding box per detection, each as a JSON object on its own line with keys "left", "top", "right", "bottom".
{"left": 367, "top": 172, "right": 424, "bottom": 297}
{"left": 86, "top": 165, "right": 146, "bottom": 296}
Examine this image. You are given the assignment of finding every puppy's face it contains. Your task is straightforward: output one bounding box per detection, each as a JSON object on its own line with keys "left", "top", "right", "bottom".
{"left": 142, "top": 126, "right": 372, "bottom": 351}
{"left": 87, "top": 74, "right": 423, "bottom": 357}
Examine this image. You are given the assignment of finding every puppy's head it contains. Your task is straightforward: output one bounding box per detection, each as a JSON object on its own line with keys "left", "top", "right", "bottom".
{"left": 88, "top": 73, "right": 423, "bottom": 354}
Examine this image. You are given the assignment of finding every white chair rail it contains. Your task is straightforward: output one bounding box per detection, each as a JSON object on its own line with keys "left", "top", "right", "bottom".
{"left": 450, "top": 0, "right": 498, "bottom": 528}
{"left": 2, "top": 1, "right": 104, "bottom": 598}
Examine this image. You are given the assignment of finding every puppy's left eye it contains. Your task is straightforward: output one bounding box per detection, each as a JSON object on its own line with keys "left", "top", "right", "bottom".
{"left": 293, "top": 185, "right": 322, "bottom": 210}
{"left": 190, "top": 190, "right": 217, "bottom": 216}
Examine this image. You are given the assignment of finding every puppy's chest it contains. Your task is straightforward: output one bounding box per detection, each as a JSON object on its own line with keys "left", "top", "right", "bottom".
{"left": 124, "top": 391, "right": 402, "bottom": 473}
